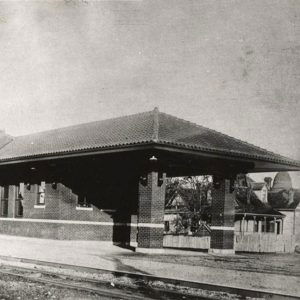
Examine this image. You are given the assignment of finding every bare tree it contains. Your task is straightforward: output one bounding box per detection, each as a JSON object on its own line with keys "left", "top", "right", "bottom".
{"left": 165, "top": 175, "right": 213, "bottom": 233}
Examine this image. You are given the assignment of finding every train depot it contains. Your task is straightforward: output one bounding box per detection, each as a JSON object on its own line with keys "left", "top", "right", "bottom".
{"left": 0, "top": 108, "right": 299, "bottom": 254}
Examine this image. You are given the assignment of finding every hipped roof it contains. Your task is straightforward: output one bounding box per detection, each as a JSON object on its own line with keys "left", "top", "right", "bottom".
{"left": 0, "top": 108, "right": 299, "bottom": 170}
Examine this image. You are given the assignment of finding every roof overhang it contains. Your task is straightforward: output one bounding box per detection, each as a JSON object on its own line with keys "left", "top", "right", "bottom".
{"left": 0, "top": 142, "right": 298, "bottom": 175}
{"left": 235, "top": 212, "right": 285, "bottom": 218}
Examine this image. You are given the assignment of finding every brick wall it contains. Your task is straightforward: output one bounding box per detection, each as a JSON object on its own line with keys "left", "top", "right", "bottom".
{"left": 0, "top": 219, "right": 137, "bottom": 242}
{"left": 0, "top": 181, "right": 138, "bottom": 243}
{"left": 22, "top": 183, "right": 119, "bottom": 221}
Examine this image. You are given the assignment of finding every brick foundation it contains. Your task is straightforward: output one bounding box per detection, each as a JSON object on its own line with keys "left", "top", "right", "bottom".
{"left": 0, "top": 219, "right": 138, "bottom": 243}
{"left": 210, "top": 178, "right": 235, "bottom": 253}
{"left": 136, "top": 227, "right": 164, "bottom": 248}
{"left": 210, "top": 230, "right": 234, "bottom": 249}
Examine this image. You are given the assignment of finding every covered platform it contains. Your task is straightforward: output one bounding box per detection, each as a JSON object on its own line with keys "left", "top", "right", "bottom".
{"left": 0, "top": 108, "right": 299, "bottom": 254}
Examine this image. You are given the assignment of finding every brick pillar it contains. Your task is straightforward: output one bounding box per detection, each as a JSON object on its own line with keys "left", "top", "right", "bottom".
{"left": 7, "top": 185, "right": 17, "bottom": 218}
{"left": 209, "top": 177, "right": 235, "bottom": 254}
{"left": 136, "top": 171, "right": 166, "bottom": 253}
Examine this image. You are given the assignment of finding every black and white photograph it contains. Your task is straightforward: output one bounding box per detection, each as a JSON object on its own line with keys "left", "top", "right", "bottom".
{"left": 0, "top": 0, "right": 299, "bottom": 299}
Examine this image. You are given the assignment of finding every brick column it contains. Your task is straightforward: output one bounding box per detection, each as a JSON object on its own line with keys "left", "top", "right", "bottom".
{"left": 7, "top": 185, "right": 17, "bottom": 218}
{"left": 136, "top": 171, "right": 166, "bottom": 253}
{"left": 209, "top": 177, "right": 235, "bottom": 254}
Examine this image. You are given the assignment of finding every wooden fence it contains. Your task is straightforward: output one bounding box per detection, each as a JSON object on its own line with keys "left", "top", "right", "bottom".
{"left": 235, "top": 233, "right": 295, "bottom": 253}
{"left": 163, "top": 234, "right": 210, "bottom": 250}
{"left": 163, "top": 233, "right": 295, "bottom": 253}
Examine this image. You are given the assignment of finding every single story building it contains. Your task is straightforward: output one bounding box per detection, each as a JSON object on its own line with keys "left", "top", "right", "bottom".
{"left": 235, "top": 207, "right": 285, "bottom": 235}
{"left": 0, "top": 108, "right": 299, "bottom": 254}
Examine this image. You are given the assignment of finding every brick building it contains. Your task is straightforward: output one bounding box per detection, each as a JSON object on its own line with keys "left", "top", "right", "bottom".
{"left": 0, "top": 108, "right": 299, "bottom": 254}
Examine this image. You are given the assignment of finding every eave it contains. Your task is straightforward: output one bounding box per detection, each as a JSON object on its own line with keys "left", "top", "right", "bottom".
{"left": 0, "top": 141, "right": 298, "bottom": 174}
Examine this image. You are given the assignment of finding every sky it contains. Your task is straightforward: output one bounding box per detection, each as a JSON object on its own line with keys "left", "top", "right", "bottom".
{"left": 0, "top": 0, "right": 299, "bottom": 186}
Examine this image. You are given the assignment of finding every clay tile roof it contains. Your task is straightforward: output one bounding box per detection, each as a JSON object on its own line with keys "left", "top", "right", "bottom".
{"left": 0, "top": 132, "right": 13, "bottom": 151}
{"left": 0, "top": 108, "right": 299, "bottom": 168}
{"left": 0, "top": 110, "right": 156, "bottom": 161}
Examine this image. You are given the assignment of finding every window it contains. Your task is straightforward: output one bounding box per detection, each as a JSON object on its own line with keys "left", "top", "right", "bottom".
{"left": 164, "top": 221, "right": 170, "bottom": 232}
{"left": 267, "top": 221, "right": 275, "bottom": 233}
{"left": 36, "top": 181, "right": 46, "bottom": 206}
{"left": 77, "top": 195, "right": 91, "bottom": 208}
{"left": 1, "top": 186, "right": 9, "bottom": 216}
{"left": 254, "top": 220, "right": 259, "bottom": 232}
{"left": 15, "top": 183, "right": 24, "bottom": 217}
{"left": 277, "top": 221, "right": 281, "bottom": 234}
{"left": 3, "top": 186, "right": 9, "bottom": 199}
{"left": 76, "top": 193, "right": 92, "bottom": 211}
{"left": 261, "top": 222, "right": 266, "bottom": 233}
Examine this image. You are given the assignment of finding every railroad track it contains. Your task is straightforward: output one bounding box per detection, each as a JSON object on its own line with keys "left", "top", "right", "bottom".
{"left": 0, "top": 265, "right": 201, "bottom": 300}
{"left": 0, "top": 264, "right": 208, "bottom": 300}
{"left": 0, "top": 266, "right": 145, "bottom": 300}
{"left": 0, "top": 255, "right": 299, "bottom": 300}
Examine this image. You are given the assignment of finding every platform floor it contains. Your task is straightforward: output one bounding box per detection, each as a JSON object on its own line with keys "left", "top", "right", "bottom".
{"left": 0, "top": 234, "right": 299, "bottom": 297}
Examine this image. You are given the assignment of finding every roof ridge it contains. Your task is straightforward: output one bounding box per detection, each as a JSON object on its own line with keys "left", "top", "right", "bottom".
{"left": 157, "top": 110, "right": 295, "bottom": 162}
{"left": 0, "top": 136, "right": 14, "bottom": 151}
{"left": 152, "top": 107, "right": 159, "bottom": 142}
{"left": 13, "top": 110, "right": 154, "bottom": 139}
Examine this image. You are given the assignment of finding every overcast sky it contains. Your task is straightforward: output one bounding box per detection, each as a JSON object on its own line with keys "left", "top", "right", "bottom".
{"left": 0, "top": 0, "right": 299, "bottom": 186}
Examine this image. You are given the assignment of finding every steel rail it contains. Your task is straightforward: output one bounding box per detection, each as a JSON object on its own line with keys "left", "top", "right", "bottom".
{"left": 0, "top": 268, "right": 158, "bottom": 300}
{"left": 0, "top": 265, "right": 209, "bottom": 300}
{"left": 0, "top": 255, "right": 299, "bottom": 300}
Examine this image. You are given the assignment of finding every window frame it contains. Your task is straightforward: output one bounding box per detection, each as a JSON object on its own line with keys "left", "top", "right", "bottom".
{"left": 76, "top": 194, "right": 92, "bottom": 209}
{"left": 36, "top": 181, "right": 46, "bottom": 207}
{"left": 0, "top": 186, "right": 9, "bottom": 217}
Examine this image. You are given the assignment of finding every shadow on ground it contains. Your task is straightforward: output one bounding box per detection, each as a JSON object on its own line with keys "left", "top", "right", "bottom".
{"left": 92, "top": 255, "right": 171, "bottom": 299}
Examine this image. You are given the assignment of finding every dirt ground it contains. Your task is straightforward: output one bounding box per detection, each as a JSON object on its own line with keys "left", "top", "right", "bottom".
{"left": 120, "top": 251, "right": 300, "bottom": 277}
{"left": 0, "top": 271, "right": 245, "bottom": 300}
{"left": 0, "top": 252, "right": 298, "bottom": 300}
{"left": 0, "top": 273, "right": 105, "bottom": 300}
